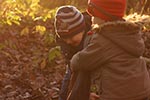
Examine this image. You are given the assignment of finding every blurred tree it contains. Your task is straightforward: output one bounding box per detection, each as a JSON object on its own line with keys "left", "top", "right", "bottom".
{"left": 39, "top": 0, "right": 88, "bottom": 10}
{"left": 40, "top": 0, "right": 149, "bottom": 15}
{"left": 39, "top": 0, "right": 67, "bottom": 9}
{"left": 127, "top": 0, "right": 150, "bottom": 14}
{"left": 142, "top": 0, "right": 150, "bottom": 14}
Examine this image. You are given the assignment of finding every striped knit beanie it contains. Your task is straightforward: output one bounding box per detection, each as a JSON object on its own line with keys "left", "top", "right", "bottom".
{"left": 54, "top": 6, "right": 85, "bottom": 38}
{"left": 87, "top": 0, "right": 126, "bottom": 21}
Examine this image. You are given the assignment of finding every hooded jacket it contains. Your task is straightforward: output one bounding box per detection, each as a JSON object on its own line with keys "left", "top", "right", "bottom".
{"left": 71, "top": 20, "right": 150, "bottom": 100}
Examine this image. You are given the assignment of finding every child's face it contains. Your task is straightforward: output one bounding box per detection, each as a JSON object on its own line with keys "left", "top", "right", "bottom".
{"left": 62, "top": 31, "right": 84, "bottom": 47}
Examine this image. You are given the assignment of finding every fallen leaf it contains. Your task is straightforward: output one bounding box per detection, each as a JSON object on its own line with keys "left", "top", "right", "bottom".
{"left": 40, "top": 59, "right": 46, "bottom": 69}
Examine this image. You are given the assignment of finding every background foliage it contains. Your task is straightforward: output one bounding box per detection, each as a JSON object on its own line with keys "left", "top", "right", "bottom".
{"left": 0, "top": 0, "right": 149, "bottom": 64}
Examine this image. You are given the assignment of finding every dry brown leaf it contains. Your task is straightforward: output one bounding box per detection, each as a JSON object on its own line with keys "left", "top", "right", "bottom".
{"left": 40, "top": 58, "right": 47, "bottom": 69}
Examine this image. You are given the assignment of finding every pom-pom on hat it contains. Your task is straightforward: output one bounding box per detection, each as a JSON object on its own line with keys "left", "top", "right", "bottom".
{"left": 87, "top": 0, "right": 126, "bottom": 21}
{"left": 54, "top": 6, "right": 85, "bottom": 38}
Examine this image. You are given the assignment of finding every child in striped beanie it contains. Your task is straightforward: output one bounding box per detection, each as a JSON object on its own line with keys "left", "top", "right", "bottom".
{"left": 54, "top": 6, "right": 95, "bottom": 100}
{"left": 55, "top": 5, "right": 86, "bottom": 47}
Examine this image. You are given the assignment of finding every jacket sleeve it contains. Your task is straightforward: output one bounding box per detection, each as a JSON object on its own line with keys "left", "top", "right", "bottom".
{"left": 70, "top": 34, "right": 106, "bottom": 71}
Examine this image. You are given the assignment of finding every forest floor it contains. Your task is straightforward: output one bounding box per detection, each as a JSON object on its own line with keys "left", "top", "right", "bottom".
{"left": 0, "top": 14, "right": 150, "bottom": 100}
{"left": 0, "top": 31, "right": 66, "bottom": 100}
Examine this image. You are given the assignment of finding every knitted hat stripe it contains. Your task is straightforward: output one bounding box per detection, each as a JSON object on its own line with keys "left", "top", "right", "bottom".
{"left": 58, "top": 21, "right": 85, "bottom": 38}
{"left": 57, "top": 18, "right": 85, "bottom": 34}
{"left": 61, "top": 11, "right": 81, "bottom": 23}
{"left": 87, "top": 0, "right": 126, "bottom": 21}
{"left": 56, "top": 6, "right": 76, "bottom": 17}
{"left": 56, "top": 10, "right": 77, "bottom": 19}
{"left": 57, "top": 12, "right": 84, "bottom": 30}
{"left": 68, "top": 14, "right": 84, "bottom": 29}
{"left": 68, "top": 20, "right": 85, "bottom": 33}
{"left": 68, "top": 14, "right": 82, "bottom": 25}
{"left": 104, "top": 8, "right": 125, "bottom": 16}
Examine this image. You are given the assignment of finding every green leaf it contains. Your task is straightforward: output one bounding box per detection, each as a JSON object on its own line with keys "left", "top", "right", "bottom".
{"left": 44, "top": 33, "right": 55, "bottom": 45}
{"left": 35, "top": 25, "right": 46, "bottom": 35}
{"left": 6, "top": 20, "right": 12, "bottom": 25}
{"left": 20, "top": 27, "right": 29, "bottom": 36}
{"left": 12, "top": 20, "right": 20, "bottom": 25}
{"left": 48, "top": 46, "right": 61, "bottom": 62}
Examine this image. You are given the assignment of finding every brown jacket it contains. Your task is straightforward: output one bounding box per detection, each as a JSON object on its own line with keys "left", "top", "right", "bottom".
{"left": 71, "top": 21, "right": 150, "bottom": 100}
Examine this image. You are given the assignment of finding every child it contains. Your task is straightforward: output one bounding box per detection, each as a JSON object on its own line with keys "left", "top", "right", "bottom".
{"left": 54, "top": 5, "right": 93, "bottom": 100}
{"left": 70, "top": 0, "right": 150, "bottom": 100}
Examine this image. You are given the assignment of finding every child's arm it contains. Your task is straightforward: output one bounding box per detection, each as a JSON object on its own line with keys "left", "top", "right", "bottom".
{"left": 70, "top": 34, "right": 106, "bottom": 71}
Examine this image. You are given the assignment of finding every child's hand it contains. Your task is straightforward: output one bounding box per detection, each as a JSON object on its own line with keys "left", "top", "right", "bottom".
{"left": 90, "top": 93, "right": 100, "bottom": 100}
